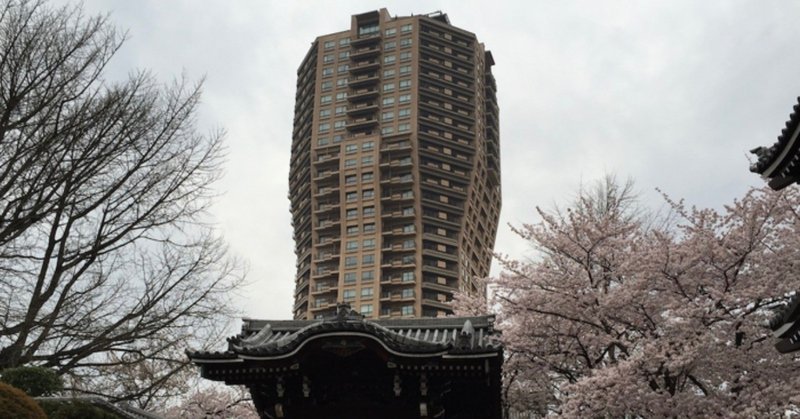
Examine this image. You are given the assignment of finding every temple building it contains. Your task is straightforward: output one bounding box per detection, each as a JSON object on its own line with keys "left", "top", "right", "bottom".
{"left": 288, "top": 9, "right": 501, "bottom": 320}
{"left": 189, "top": 304, "right": 503, "bottom": 418}
{"left": 190, "top": 9, "right": 504, "bottom": 418}
{"left": 750, "top": 96, "right": 800, "bottom": 353}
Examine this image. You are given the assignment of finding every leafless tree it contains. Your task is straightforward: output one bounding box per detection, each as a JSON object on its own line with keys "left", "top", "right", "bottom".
{"left": 0, "top": 0, "right": 242, "bottom": 408}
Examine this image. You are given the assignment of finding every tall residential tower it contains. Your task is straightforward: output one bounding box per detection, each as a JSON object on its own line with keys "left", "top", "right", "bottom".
{"left": 289, "top": 9, "right": 500, "bottom": 320}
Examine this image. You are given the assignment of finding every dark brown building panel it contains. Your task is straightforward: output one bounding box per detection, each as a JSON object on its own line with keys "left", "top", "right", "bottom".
{"left": 289, "top": 9, "right": 500, "bottom": 320}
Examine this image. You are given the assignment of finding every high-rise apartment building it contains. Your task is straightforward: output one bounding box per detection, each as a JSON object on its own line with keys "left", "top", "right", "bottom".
{"left": 289, "top": 9, "right": 500, "bottom": 320}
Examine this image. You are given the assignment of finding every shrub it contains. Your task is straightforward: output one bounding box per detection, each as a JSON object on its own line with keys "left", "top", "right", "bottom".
{"left": 0, "top": 366, "right": 62, "bottom": 397}
{"left": 0, "top": 381, "right": 47, "bottom": 418}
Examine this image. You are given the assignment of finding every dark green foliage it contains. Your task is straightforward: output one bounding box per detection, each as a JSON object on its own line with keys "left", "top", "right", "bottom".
{"left": 39, "top": 399, "right": 121, "bottom": 419}
{"left": 0, "top": 366, "right": 62, "bottom": 397}
{"left": 0, "top": 381, "right": 47, "bottom": 419}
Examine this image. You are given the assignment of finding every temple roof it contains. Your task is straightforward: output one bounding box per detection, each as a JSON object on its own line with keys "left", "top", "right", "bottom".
{"left": 750, "top": 97, "right": 800, "bottom": 190}
{"left": 189, "top": 304, "right": 500, "bottom": 362}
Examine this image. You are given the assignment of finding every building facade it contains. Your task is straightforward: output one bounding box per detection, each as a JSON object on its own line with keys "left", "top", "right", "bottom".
{"left": 290, "top": 9, "right": 500, "bottom": 320}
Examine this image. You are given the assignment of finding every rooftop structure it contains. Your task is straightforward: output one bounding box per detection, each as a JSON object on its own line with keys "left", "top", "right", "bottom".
{"left": 289, "top": 8, "right": 501, "bottom": 320}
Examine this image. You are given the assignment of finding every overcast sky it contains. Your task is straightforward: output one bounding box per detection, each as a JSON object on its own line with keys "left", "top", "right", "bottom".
{"left": 66, "top": 0, "right": 800, "bottom": 320}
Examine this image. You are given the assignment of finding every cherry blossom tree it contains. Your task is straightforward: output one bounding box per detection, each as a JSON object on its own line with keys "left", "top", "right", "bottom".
{"left": 464, "top": 177, "right": 800, "bottom": 416}
{"left": 160, "top": 384, "right": 258, "bottom": 419}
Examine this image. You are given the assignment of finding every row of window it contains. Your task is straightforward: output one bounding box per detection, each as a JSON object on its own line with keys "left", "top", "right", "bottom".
{"left": 382, "top": 79, "right": 412, "bottom": 92}
{"left": 344, "top": 155, "right": 373, "bottom": 167}
{"left": 384, "top": 38, "right": 412, "bottom": 51}
{"left": 345, "top": 254, "right": 375, "bottom": 267}
{"left": 344, "top": 141, "right": 374, "bottom": 153}
{"left": 346, "top": 238, "right": 376, "bottom": 250}
{"left": 320, "top": 23, "right": 413, "bottom": 52}
{"left": 344, "top": 172, "right": 373, "bottom": 184}
{"left": 346, "top": 223, "right": 376, "bottom": 235}
{"left": 345, "top": 206, "right": 374, "bottom": 219}
{"left": 346, "top": 190, "right": 374, "bottom": 201}
{"left": 342, "top": 287, "right": 373, "bottom": 300}
{"left": 344, "top": 271, "right": 374, "bottom": 283}
{"left": 381, "top": 123, "right": 411, "bottom": 135}
{"left": 383, "top": 52, "right": 412, "bottom": 64}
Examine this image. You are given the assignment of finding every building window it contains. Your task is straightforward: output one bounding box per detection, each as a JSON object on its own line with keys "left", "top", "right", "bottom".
{"left": 400, "top": 52, "right": 411, "bottom": 61}
{"left": 334, "top": 120, "right": 346, "bottom": 130}
{"left": 320, "top": 95, "right": 332, "bottom": 104}
{"left": 402, "top": 207, "right": 414, "bottom": 216}
{"left": 382, "top": 97, "right": 395, "bottom": 106}
{"left": 403, "top": 224, "right": 415, "bottom": 233}
{"left": 346, "top": 191, "right": 358, "bottom": 201}
{"left": 347, "top": 225, "right": 359, "bottom": 235}
{"left": 401, "top": 190, "right": 413, "bottom": 199}
{"left": 363, "top": 223, "right": 375, "bottom": 233}
{"left": 384, "top": 41, "right": 396, "bottom": 50}
{"left": 344, "top": 272, "right": 357, "bottom": 283}
{"left": 363, "top": 238, "right": 375, "bottom": 249}
{"left": 343, "top": 289, "right": 356, "bottom": 301}
{"left": 345, "top": 256, "right": 357, "bottom": 267}
{"left": 337, "top": 78, "right": 348, "bottom": 87}
{"left": 399, "top": 94, "right": 411, "bottom": 103}
{"left": 337, "top": 64, "right": 349, "bottom": 74}
{"left": 383, "top": 69, "right": 396, "bottom": 78}
{"left": 398, "top": 123, "right": 410, "bottom": 133}
{"left": 346, "top": 208, "right": 358, "bottom": 219}
{"left": 317, "top": 137, "right": 329, "bottom": 146}
{"left": 361, "top": 156, "right": 373, "bottom": 165}
{"left": 322, "top": 67, "right": 333, "bottom": 77}
{"left": 402, "top": 271, "right": 415, "bottom": 282}
{"left": 339, "top": 51, "right": 350, "bottom": 60}
{"left": 384, "top": 55, "right": 396, "bottom": 64}
{"left": 381, "top": 127, "right": 394, "bottom": 135}
{"left": 362, "top": 141, "right": 374, "bottom": 151}
{"left": 361, "top": 287, "right": 373, "bottom": 298}
{"left": 362, "top": 271, "right": 375, "bottom": 281}
{"left": 399, "top": 65, "right": 411, "bottom": 75}
{"left": 359, "top": 24, "right": 379, "bottom": 36}
{"left": 363, "top": 206, "right": 375, "bottom": 217}
{"left": 383, "top": 83, "right": 395, "bottom": 92}
{"left": 336, "top": 92, "right": 347, "bottom": 101}
{"left": 400, "top": 38, "right": 412, "bottom": 47}
{"left": 382, "top": 111, "right": 394, "bottom": 121}
{"left": 318, "top": 123, "right": 330, "bottom": 133}
{"left": 320, "top": 109, "right": 332, "bottom": 118}
{"left": 399, "top": 79, "right": 411, "bottom": 89}
{"left": 402, "top": 288, "right": 414, "bottom": 298}
{"left": 333, "top": 134, "right": 344, "bottom": 143}
{"left": 335, "top": 105, "right": 347, "bottom": 115}
{"left": 346, "top": 240, "right": 358, "bottom": 250}
{"left": 400, "top": 24, "right": 412, "bottom": 33}
{"left": 344, "top": 158, "right": 356, "bottom": 167}
{"left": 401, "top": 305, "right": 414, "bottom": 316}
{"left": 339, "top": 37, "right": 350, "bottom": 46}
{"left": 398, "top": 108, "right": 411, "bottom": 118}
{"left": 362, "top": 172, "right": 373, "bottom": 182}
{"left": 402, "top": 239, "right": 414, "bottom": 249}
{"left": 323, "top": 54, "right": 334, "bottom": 63}
{"left": 345, "top": 175, "right": 357, "bottom": 184}
{"left": 360, "top": 304, "right": 373, "bottom": 316}
{"left": 384, "top": 27, "right": 396, "bottom": 36}
{"left": 362, "top": 190, "right": 374, "bottom": 200}
{"left": 321, "top": 81, "right": 333, "bottom": 91}
{"left": 324, "top": 40, "right": 335, "bottom": 49}
{"left": 362, "top": 254, "right": 375, "bottom": 265}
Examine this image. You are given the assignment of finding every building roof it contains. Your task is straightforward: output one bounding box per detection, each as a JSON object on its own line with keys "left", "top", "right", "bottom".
{"left": 750, "top": 96, "right": 800, "bottom": 190}
{"left": 189, "top": 304, "right": 500, "bottom": 362}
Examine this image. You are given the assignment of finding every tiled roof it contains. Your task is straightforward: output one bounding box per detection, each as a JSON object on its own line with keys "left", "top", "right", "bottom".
{"left": 750, "top": 97, "right": 800, "bottom": 189}
{"left": 189, "top": 304, "right": 500, "bottom": 362}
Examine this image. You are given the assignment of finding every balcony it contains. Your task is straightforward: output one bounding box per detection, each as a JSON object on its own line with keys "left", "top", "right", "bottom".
{"left": 346, "top": 102, "right": 379, "bottom": 116}
{"left": 350, "top": 45, "right": 381, "bottom": 60}
{"left": 346, "top": 116, "right": 379, "bottom": 130}
{"left": 347, "top": 88, "right": 380, "bottom": 102}
{"left": 349, "top": 73, "right": 380, "bottom": 88}
{"left": 349, "top": 60, "right": 380, "bottom": 73}
{"left": 380, "top": 291, "right": 415, "bottom": 302}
